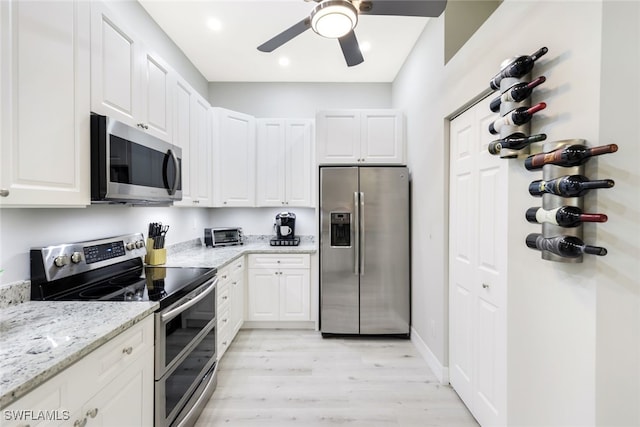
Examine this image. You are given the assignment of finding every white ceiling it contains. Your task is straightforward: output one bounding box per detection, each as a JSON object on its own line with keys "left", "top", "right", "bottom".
{"left": 138, "top": 0, "right": 433, "bottom": 83}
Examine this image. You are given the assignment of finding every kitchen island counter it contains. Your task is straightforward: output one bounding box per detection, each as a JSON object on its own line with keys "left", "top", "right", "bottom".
{"left": 0, "top": 300, "right": 158, "bottom": 408}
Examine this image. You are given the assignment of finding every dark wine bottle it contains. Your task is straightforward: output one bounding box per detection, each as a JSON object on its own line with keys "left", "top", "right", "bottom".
{"left": 525, "top": 206, "right": 608, "bottom": 227}
{"left": 489, "top": 76, "right": 547, "bottom": 112}
{"left": 488, "top": 132, "right": 547, "bottom": 155}
{"left": 489, "top": 47, "right": 548, "bottom": 90}
{"left": 524, "top": 143, "right": 618, "bottom": 170}
{"left": 525, "top": 233, "right": 607, "bottom": 257}
{"left": 489, "top": 102, "right": 547, "bottom": 135}
{"left": 529, "top": 175, "right": 615, "bottom": 197}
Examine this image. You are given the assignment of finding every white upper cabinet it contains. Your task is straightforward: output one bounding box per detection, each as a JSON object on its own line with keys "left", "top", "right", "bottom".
{"left": 316, "top": 109, "right": 404, "bottom": 165}
{"left": 90, "top": 1, "right": 173, "bottom": 143}
{"left": 173, "top": 79, "right": 211, "bottom": 207}
{"left": 0, "top": 0, "right": 91, "bottom": 207}
{"left": 256, "top": 119, "right": 314, "bottom": 207}
{"left": 212, "top": 108, "right": 256, "bottom": 207}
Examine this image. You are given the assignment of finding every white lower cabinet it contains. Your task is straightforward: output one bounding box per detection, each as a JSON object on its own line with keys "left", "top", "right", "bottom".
{"left": 216, "top": 256, "right": 245, "bottom": 360}
{"left": 1, "top": 316, "right": 154, "bottom": 427}
{"left": 247, "top": 254, "right": 310, "bottom": 322}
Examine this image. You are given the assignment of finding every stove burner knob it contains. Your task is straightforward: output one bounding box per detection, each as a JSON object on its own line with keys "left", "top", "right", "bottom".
{"left": 135, "top": 240, "right": 145, "bottom": 249}
{"left": 126, "top": 242, "right": 135, "bottom": 251}
{"left": 71, "top": 252, "right": 83, "bottom": 264}
{"left": 54, "top": 255, "right": 70, "bottom": 267}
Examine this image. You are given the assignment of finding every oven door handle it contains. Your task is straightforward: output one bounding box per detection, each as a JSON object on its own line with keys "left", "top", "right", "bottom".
{"left": 161, "top": 277, "right": 218, "bottom": 322}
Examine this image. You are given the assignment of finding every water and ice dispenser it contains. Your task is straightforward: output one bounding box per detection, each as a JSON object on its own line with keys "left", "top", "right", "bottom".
{"left": 330, "top": 212, "right": 351, "bottom": 247}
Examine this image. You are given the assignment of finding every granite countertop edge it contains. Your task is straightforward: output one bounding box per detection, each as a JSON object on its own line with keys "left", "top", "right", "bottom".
{"left": 0, "top": 301, "right": 158, "bottom": 409}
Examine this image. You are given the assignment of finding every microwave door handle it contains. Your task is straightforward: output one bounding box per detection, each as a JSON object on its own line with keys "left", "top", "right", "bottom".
{"left": 164, "top": 149, "right": 180, "bottom": 195}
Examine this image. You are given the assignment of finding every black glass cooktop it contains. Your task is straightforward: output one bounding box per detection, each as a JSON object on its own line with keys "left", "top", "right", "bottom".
{"left": 37, "top": 260, "right": 216, "bottom": 309}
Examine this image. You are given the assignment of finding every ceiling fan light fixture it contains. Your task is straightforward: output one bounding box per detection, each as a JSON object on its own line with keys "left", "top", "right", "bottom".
{"left": 311, "top": 0, "right": 358, "bottom": 39}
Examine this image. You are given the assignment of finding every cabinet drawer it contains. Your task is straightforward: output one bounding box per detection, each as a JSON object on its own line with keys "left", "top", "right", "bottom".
{"left": 217, "top": 284, "right": 230, "bottom": 311}
{"left": 229, "top": 256, "right": 245, "bottom": 273}
{"left": 77, "top": 316, "right": 154, "bottom": 392}
{"left": 248, "top": 254, "right": 309, "bottom": 269}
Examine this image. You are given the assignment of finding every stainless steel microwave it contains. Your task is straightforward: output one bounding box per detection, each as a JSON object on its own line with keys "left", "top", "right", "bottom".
{"left": 204, "top": 227, "right": 244, "bottom": 247}
{"left": 90, "top": 114, "right": 182, "bottom": 204}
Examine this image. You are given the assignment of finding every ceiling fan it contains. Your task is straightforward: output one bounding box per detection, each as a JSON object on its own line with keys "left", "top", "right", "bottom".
{"left": 257, "top": 0, "right": 448, "bottom": 67}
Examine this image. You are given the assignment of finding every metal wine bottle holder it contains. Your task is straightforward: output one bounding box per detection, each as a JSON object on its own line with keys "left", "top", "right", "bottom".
{"left": 540, "top": 139, "right": 586, "bottom": 263}
{"left": 498, "top": 67, "right": 531, "bottom": 158}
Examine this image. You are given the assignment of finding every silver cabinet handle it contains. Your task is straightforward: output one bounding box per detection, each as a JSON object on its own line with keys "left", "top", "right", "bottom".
{"left": 86, "top": 408, "right": 99, "bottom": 418}
{"left": 482, "top": 283, "right": 490, "bottom": 289}
{"left": 354, "top": 192, "right": 360, "bottom": 275}
{"left": 0, "top": 189, "right": 9, "bottom": 197}
{"left": 74, "top": 418, "right": 87, "bottom": 427}
{"left": 122, "top": 346, "right": 133, "bottom": 355}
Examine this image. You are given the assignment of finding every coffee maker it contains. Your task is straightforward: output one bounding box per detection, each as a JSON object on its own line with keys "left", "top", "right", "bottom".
{"left": 271, "top": 212, "right": 300, "bottom": 246}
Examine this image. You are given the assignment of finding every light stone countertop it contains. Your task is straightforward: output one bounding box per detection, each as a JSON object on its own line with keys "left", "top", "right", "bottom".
{"left": 163, "top": 236, "right": 317, "bottom": 269}
{"left": 0, "top": 301, "right": 158, "bottom": 408}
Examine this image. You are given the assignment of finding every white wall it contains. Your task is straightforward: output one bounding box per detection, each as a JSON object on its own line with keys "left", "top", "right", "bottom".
{"left": 0, "top": 206, "right": 210, "bottom": 285}
{"left": 208, "top": 82, "right": 391, "bottom": 118}
{"left": 207, "top": 208, "right": 316, "bottom": 237}
{"left": 393, "top": 0, "right": 639, "bottom": 425}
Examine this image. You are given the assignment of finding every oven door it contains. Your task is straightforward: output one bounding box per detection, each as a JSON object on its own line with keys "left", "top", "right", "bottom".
{"left": 155, "top": 276, "right": 217, "bottom": 377}
{"left": 91, "top": 113, "right": 182, "bottom": 203}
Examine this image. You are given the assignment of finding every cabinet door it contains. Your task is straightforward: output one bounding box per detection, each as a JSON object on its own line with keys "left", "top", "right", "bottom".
{"left": 78, "top": 347, "right": 154, "bottom": 427}
{"left": 90, "top": 1, "right": 140, "bottom": 126}
{"left": 191, "top": 94, "right": 212, "bottom": 206}
{"left": 230, "top": 267, "right": 245, "bottom": 336}
{"left": 279, "top": 268, "right": 310, "bottom": 321}
{"left": 212, "top": 108, "right": 256, "bottom": 207}
{"left": 172, "top": 78, "right": 193, "bottom": 206}
{"left": 256, "top": 119, "right": 286, "bottom": 206}
{"left": 360, "top": 110, "right": 404, "bottom": 164}
{"left": 316, "top": 110, "right": 360, "bottom": 164}
{"left": 0, "top": 0, "right": 90, "bottom": 207}
{"left": 247, "top": 269, "right": 279, "bottom": 321}
{"left": 285, "top": 120, "right": 314, "bottom": 206}
{"left": 140, "top": 48, "right": 173, "bottom": 143}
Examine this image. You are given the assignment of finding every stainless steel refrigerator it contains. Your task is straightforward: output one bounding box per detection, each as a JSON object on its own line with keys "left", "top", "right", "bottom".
{"left": 319, "top": 166, "right": 410, "bottom": 336}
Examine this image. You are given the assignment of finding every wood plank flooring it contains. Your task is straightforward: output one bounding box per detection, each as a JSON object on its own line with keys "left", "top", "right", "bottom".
{"left": 195, "top": 329, "right": 478, "bottom": 427}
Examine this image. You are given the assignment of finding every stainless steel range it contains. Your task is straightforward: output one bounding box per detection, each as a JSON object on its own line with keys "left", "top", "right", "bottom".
{"left": 30, "top": 233, "right": 218, "bottom": 427}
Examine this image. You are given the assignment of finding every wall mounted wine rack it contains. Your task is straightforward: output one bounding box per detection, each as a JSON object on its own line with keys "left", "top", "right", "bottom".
{"left": 487, "top": 47, "right": 614, "bottom": 263}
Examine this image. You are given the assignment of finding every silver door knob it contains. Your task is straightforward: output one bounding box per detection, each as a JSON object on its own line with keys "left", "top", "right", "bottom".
{"left": 482, "top": 283, "right": 490, "bottom": 289}
{"left": 0, "top": 189, "right": 9, "bottom": 197}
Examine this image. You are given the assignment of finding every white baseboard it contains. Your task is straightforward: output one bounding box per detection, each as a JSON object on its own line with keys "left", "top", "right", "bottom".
{"left": 411, "top": 326, "right": 449, "bottom": 385}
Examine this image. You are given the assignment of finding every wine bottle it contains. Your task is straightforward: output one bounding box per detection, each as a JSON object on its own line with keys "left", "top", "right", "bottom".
{"left": 488, "top": 102, "right": 547, "bottom": 135}
{"left": 488, "top": 132, "right": 547, "bottom": 155}
{"left": 489, "top": 76, "right": 547, "bottom": 112}
{"left": 525, "top": 206, "right": 608, "bottom": 227}
{"left": 524, "top": 143, "right": 618, "bottom": 170}
{"left": 529, "top": 175, "right": 615, "bottom": 197}
{"left": 489, "top": 47, "right": 548, "bottom": 90}
{"left": 525, "top": 233, "right": 607, "bottom": 257}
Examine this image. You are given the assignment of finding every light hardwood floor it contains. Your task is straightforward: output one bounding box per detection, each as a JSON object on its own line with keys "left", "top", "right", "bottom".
{"left": 195, "top": 329, "right": 479, "bottom": 426}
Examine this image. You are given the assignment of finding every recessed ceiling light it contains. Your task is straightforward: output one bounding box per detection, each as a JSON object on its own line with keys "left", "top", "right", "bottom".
{"left": 206, "top": 17, "right": 222, "bottom": 32}
{"left": 279, "top": 57, "right": 290, "bottom": 67}
{"left": 360, "top": 41, "right": 371, "bottom": 52}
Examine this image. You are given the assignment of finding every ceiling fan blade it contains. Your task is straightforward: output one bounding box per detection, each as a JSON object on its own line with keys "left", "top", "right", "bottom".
{"left": 358, "top": 0, "right": 447, "bottom": 17}
{"left": 257, "top": 18, "right": 311, "bottom": 52}
{"left": 338, "top": 31, "right": 364, "bottom": 67}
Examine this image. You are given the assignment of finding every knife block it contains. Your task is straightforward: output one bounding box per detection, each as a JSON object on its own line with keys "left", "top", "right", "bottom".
{"left": 145, "top": 238, "right": 166, "bottom": 265}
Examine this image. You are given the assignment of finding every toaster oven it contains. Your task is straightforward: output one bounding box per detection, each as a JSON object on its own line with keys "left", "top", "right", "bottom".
{"left": 204, "top": 227, "right": 244, "bottom": 247}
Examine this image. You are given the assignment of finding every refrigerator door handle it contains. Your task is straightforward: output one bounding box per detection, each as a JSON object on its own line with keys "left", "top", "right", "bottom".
{"left": 360, "top": 192, "right": 365, "bottom": 276}
{"left": 354, "top": 191, "right": 360, "bottom": 276}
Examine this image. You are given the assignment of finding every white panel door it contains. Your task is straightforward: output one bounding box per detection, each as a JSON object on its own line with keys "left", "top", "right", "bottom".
{"left": 172, "top": 79, "right": 193, "bottom": 206}
{"left": 192, "top": 94, "right": 211, "bottom": 206}
{"left": 285, "top": 119, "right": 314, "bottom": 206}
{"left": 360, "top": 110, "right": 404, "bottom": 164}
{"left": 256, "top": 119, "right": 286, "bottom": 206}
{"left": 0, "top": 0, "right": 90, "bottom": 207}
{"left": 449, "top": 98, "right": 506, "bottom": 427}
{"left": 213, "top": 108, "right": 256, "bottom": 207}
{"left": 279, "top": 269, "right": 310, "bottom": 321}
{"left": 90, "top": 1, "right": 140, "bottom": 126}
{"left": 247, "top": 269, "right": 279, "bottom": 321}
{"left": 141, "top": 49, "right": 172, "bottom": 142}
{"left": 316, "top": 110, "right": 360, "bottom": 164}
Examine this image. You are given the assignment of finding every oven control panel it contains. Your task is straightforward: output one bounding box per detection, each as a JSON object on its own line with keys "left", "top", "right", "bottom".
{"left": 31, "top": 233, "right": 147, "bottom": 283}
